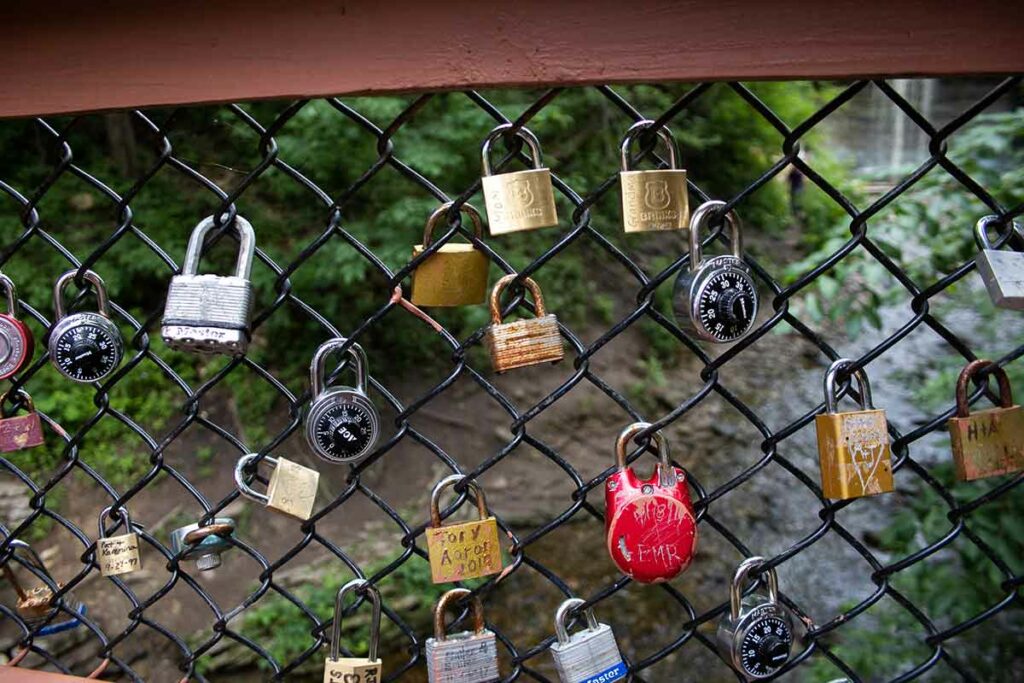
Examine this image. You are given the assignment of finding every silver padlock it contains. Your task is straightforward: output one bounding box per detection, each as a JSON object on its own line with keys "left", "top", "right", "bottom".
{"left": 673, "top": 200, "right": 759, "bottom": 343}
{"left": 974, "top": 215, "right": 1024, "bottom": 310}
{"left": 169, "top": 518, "right": 236, "bottom": 571}
{"left": 425, "top": 588, "right": 500, "bottom": 683}
{"left": 305, "top": 338, "right": 380, "bottom": 464}
{"left": 49, "top": 269, "right": 125, "bottom": 383}
{"left": 717, "top": 557, "right": 795, "bottom": 681}
{"left": 162, "top": 215, "right": 256, "bottom": 355}
{"left": 550, "top": 598, "right": 628, "bottom": 683}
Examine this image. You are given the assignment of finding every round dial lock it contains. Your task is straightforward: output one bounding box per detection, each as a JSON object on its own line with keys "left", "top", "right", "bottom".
{"left": 50, "top": 315, "right": 123, "bottom": 383}
{"left": 0, "top": 315, "right": 33, "bottom": 380}
{"left": 739, "top": 616, "right": 793, "bottom": 678}
{"left": 306, "top": 391, "right": 379, "bottom": 464}
{"left": 693, "top": 265, "right": 758, "bottom": 342}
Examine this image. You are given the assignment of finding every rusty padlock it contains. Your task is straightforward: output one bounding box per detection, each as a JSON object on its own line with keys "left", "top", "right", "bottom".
{"left": 948, "top": 360, "right": 1024, "bottom": 481}
{"left": 0, "top": 389, "right": 44, "bottom": 452}
{"left": 484, "top": 274, "right": 564, "bottom": 373}
{"left": 426, "top": 475, "right": 503, "bottom": 584}
{"left": 425, "top": 588, "right": 500, "bottom": 683}
{"left": 411, "top": 202, "right": 490, "bottom": 307}
{"left": 235, "top": 453, "right": 320, "bottom": 520}
{"left": 97, "top": 506, "right": 142, "bottom": 577}
{"left": 620, "top": 120, "right": 689, "bottom": 233}
{"left": 481, "top": 124, "right": 558, "bottom": 235}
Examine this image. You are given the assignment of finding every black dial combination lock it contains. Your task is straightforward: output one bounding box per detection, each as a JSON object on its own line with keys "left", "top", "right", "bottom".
{"left": 48, "top": 270, "right": 124, "bottom": 384}
{"left": 305, "top": 337, "right": 380, "bottom": 464}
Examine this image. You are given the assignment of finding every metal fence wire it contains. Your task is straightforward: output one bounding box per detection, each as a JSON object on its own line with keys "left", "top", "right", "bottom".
{"left": 0, "top": 77, "right": 1021, "bottom": 682}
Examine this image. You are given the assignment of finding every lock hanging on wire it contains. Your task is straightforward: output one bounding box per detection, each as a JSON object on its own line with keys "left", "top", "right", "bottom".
{"left": 305, "top": 338, "right": 380, "bottom": 464}
{"left": 411, "top": 202, "right": 490, "bottom": 307}
{"left": 484, "top": 274, "right": 564, "bottom": 373}
{"left": 426, "top": 475, "right": 503, "bottom": 584}
{"left": 481, "top": 124, "right": 559, "bottom": 235}
{"left": 0, "top": 273, "right": 34, "bottom": 380}
{"left": 49, "top": 269, "right": 124, "bottom": 383}
{"left": 425, "top": 588, "right": 500, "bottom": 683}
{"left": 323, "top": 579, "right": 383, "bottom": 683}
{"left": 97, "top": 506, "right": 142, "bottom": 577}
{"left": 619, "top": 120, "right": 689, "bottom": 233}
{"left": 973, "top": 215, "right": 1024, "bottom": 310}
{"left": 0, "top": 389, "right": 44, "bottom": 452}
{"left": 550, "top": 598, "right": 628, "bottom": 683}
{"left": 947, "top": 360, "right": 1024, "bottom": 481}
{"left": 235, "top": 453, "right": 320, "bottom": 520}
{"left": 1, "top": 539, "right": 86, "bottom": 635}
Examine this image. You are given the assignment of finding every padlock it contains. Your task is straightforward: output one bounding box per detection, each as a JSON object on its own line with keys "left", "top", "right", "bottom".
{"left": 717, "top": 556, "right": 795, "bottom": 681}
{"left": 97, "top": 506, "right": 142, "bottom": 577}
{"left": 323, "top": 579, "right": 383, "bottom": 683}
{"left": 49, "top": 269, "right": 124, "bottom": 383}
{"left": 305, "top": 338, "right": 380, "bottom": 464}
{"left": 169, "top": 518, "right": 235, "bottom": 571}
{"left": 162, "top": 214, "right": 256, "bottom": 355}
{"left": 948, "top": 359, "right": 1024, "bottom": 481}
{"left": 235, "top": 453, "right": 320, "bottom": 520}
{"left": 411, "top": 202, "right": 490, "bottom": 307}
{"left": 673, "top": 200, "right": 759, "bottom": 343}
{"left": 426, "top": 475, "right": 503, "bottom": 584}
{"left": 620, "top": 120, "right": 689, "bottom": 233}
{"left": 0, "top": 389, "right": 44, "bottom": 452}
{"left": 0, "top": 273, "right": 34, "bottom": 380}
{"left": 814, "top": 358, "right": 894, "bottom": 500}
{"left": 2, "top": 539, "right": 86, "bottom": 635}
{"left": 550, "top": 598, "right": 628, "bottom": 683}
{"left": 974, "top": 215, "right": 1024, "bottom": 310}
{"left": 605, "top": 422, "right": 697, "bottom": 584}
{"left": 484, "top": 274, "right": 564, "bottom": 373}
{"left": 425, "top": 588, "right": 500, "bottom": 683}
{"left": 481, "top": 124, "right": 558, "bottom": 235}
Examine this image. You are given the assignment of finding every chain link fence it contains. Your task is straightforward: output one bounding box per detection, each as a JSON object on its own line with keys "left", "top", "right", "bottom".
{"left": 0, "top": 76, "right": 1021, "bottom": 682}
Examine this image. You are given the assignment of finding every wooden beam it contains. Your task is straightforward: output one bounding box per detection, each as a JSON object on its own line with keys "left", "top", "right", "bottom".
{"left": 0, "top": 0, "right": 1020, "bottom": 118}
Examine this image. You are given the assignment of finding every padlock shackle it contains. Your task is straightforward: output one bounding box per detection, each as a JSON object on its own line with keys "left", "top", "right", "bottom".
{"left": 331, "top": 579, "right": 381, "bottom": 662}
{"left": 823, "top": 358, "right": 874, "bottom": 414}
{"left": 434, "top": 587, "right": 486, "bottom": 640}
{"left": 553, "top": 597, "right": 600, "bottom": 645}
{"left": 489, "top": 274, "right": 547, "bottom": 324}
{"left": 0, "top": 273, "right": 18, "bottom": 316}
{"left": 615, "top": 422, "right": 676, "bottom": 488}
{"left": 311, "top": 337, "right": 369, "bottom": 398}
{"left": 956, "top": 359, "right": 1014, "bottom": 418}
{"left": 430, "top": 474, "right": 490, "bottom": 528}
{"left": 1, "top": 539, "right": 51, "bottom": 600}
{"left": 481, "top": 124, "right": 544, "bottom": 177}
{"left": 181, "top": 215, "right": 256, "bottom": 280}
{"left": 0, "top": 389, "right": 35, "bottom": 415}
{"left": 974, "top": 214, "right": 1022, "bottom": 251}
{"left": 97, "top": 505, "right": 133, "bottom": 539}
{"left": 729, "top": 556, "right": 780, "bottom": 622}
{"left": 689, "top": 200, "right": 743, "bottom": 272}
{"left": 233, "top": 453, "right": 280, "bottom": 506}
{"left": 53, "top": 269, "right": 111, "bottom": 320}
{"left": 181, "top": 520, "right": 236, "bottom": 547}
{"left": 423, "top": 202, "right": 485, "bottom": 247}
{"left": 620, "top": 120, "right": 680, "bottom": 171}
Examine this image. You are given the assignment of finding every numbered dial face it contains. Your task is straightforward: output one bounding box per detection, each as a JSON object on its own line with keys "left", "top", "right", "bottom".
{"left": 695, "top": 268, "right": 758, "bottom": 342}
{"left": 52, "top": 320, "right": 122, "bottom": 382}
{"left": 0, "top": 315, "right": 32, "bottom": 379}
{"left": 308, "top": 394, "right": 378, "bottom": 463}
{"left": 739, "top": 616, "right": 793, "bottom": 678}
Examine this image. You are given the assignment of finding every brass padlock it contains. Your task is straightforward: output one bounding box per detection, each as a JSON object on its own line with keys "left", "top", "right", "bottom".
{"left": 324, "top": 579, "right": 383, "bottom": 683}
{"left": 234, "top": 453, "right": 320, "bottom": 520}
{"left": 814, "top": 359, "right": 894, "bottom": 500}
{"left": 620, "top": 120, "right": 689, "bottom": 233}
{"left": 97, "top": 506, "right": 142, "bottom": 577}
{"left": 948, "top": 360, "right": 1024, "bottom": 481}
{"left": 484, "top": 274, "right": 564, "bottom": 373}
{"left": 481, "top": 124, "right": 558, "bottom": 234}
{"left": 411, "top": 202, "right": 490, "bottom": 307}
{"left": 2, "top": 539, "right": 85, "bottom": 635}
{"left": 427, "top": 475, "right": 503, "bottom": 584}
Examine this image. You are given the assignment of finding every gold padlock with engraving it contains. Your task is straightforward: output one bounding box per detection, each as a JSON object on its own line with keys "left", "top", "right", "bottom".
{"left": 948, "top": 360, "right": 1024, "bottom": 481}
{"left": 97, "top": 506, "right": 142, "bottom": 577}
{"left": 427, "top": 475, "right": 503, "bottom": 584}
{"left": 485, "top": 274, "right": 564, "bottom": 373}
{"left": 235, "top": 453, "right": 320, "bottom": 521}
{"left": 411, "top": 202, "right": 490, "bottom": 307}
{"left": 620, "top": 120, "right": 689, "bottom": 233}
{"left": 324, "top": 579, "right": 383, "bottom": 683}
{"left": 815, "top": 359, "right": 894, "bottom": 500}
{"left": 481, "top": 124, "right": 558, "bottom": 235}
{"left": 2, "top": 539, "right": 85, "bottom": 630}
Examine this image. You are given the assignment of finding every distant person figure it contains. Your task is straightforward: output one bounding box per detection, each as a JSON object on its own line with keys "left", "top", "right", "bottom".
{"left": 788, "top": 148, "right": 809, "bottom": 223}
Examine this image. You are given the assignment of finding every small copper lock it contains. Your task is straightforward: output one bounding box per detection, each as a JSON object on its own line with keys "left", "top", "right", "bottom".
{"left": 484, "top": 274, "right": 564, "bottom": 373}
{"left": 235, "top": 453, "right": 320, "bottom": 520}
{"left": 481, "top": 124, "right": 559, "bottom": 235}
{"left": 411, "top": 202, "right": 490, "bottom": 307}
{"left": 948, "top": 360, "right": 1024, "bottom": 481}
{"left": 426, "top": 475, "right": 503, "bottom": 584}
{"left": 0, "top": 389, "right": 44, "bottom": 452}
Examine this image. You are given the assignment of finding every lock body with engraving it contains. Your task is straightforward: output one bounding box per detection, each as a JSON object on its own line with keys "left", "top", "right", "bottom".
{"left": 97, "top": 506, "right": 142, "bottom": 577}
{"left": 605, "top": 423, "right": 697, "bottom": 584}
{"left": 815, "top": 359, "right": 894, "bottom": 500}
{"left": 481, "top": 124, "right": 558, "bottom": 234}
{"left": 324, "top": 579, "right": 383, "bottom": 683}
{"left": 49, "top": 269, "right": 124, "bottom": 383}
{"left": 411, "top": 202, "right": 490, "bottom": 307}
{"left": 0, "top": 273, "right": 34, "bottom": 380}
{"left": 426, "top": 588, "right": 500, "bottom": 683}
{"left": 0, "top": 389, "right": 44, "bottom": 452}
{"left": 427, "top": 475, "right": 502, "bottom": 583}
{"left": 717, "top": 557, "right": 796, "bottom": 680}
{"left": 620, "top": 121, "right": 688, "bottom": 233}
{"left": 948, "top": 360, "right": 1024, "bottom": 481}
{"left": 974, "top": 215, "right": 1024, "bottom": 309}
{"left": 485, "top": 274, "right": 563, "bottom": 373}
{"left": 235, "top": 453, "right": 320, "bottom": 520}
{"left": 2, "top": 539, "right": 86, "bottom": 635}
{"left": 305, "top": 338, "right": 380, "bottom": 464}
{"left": 550, "top": 598, "right": 628, "bottom": 683}
{"left": 163, "top": 215, "right": 256, "bottom": 355}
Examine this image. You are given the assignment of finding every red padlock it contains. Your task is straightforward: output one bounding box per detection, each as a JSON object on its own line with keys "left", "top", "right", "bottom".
{"left": 0, "top": 274, "right": 34, "bottom": 381}
{"left": 605, "top": 422, "right": 697, "bottom": 583}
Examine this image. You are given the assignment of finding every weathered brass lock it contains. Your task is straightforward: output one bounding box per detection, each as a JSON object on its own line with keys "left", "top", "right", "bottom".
{"left": 323, "top": 579, "right": 383, "bottom": 683}
{"left": 484, "top": 274, "right": 564, "bottom": 373}
{"left": 815, "top": 359, "right": 894, "bottom": 500}
{"left": 411, "top": 202, "right": 490, "bottom": 307}
{"left": 948, "top": 360, "right": 1024, "bottom": 481}
{"left": 235, "top": 453, "right": 320, "bottom": 520}
{"left": 481, "top": 124, "right": 558, "bottom": 234}
{"left": 2, "top": 539, "right": 85, "bottom": 635}
{"left": 620, "top": 120, "right": 688, "bottom": 233}
{"left": 0, "top": 389, "right": 45, "bottom": 452}
{"left": 97, "top": 506, "right": 142, "bottom": 577}
{"left": 427, "top": 475, "right": 502, "bottom": 584}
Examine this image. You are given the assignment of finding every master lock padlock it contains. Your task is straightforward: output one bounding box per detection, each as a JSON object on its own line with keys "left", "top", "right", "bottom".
{"left": 550, "top": 598, "right": 628, "bottom": 683}
{"left": 49, "top": 269, "right": 124, "bottom": 383}
{"left": 305, "top": 338, "right": 380, "bottom": 464}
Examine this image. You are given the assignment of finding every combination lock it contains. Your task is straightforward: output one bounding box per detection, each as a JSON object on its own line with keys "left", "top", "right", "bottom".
{"left": 48, "top": 270, "right": 124, "bottom": 383}
{"left": 0, "top": 274, "right": 34, "bottom": 380}
{"left": 305, "top": 337, "right": 380, "bottom": 464}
